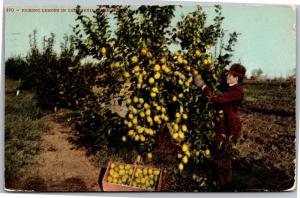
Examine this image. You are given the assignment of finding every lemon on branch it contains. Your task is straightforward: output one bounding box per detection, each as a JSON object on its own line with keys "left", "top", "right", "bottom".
{"left": 131, "top": 55, "right": 138, "bottom": 64}
{"left": 152, "top": 87, "right": 159, "bottom": 93}
{"left": 150, "top": 92, "right": 157, "bottom": 97}
{"left": 128, "top": 130, "right": 134, "bottom": 136}
{"left": 144, "top": 103, "right": 150, "bottom": 109}
{"left": 182, "top": 155, "right": 188, "bottom": 164}
{"left": 172, "top": 133, "right": 179, "bottom": 139}
{"left": 123, "top": 72, "right": 130, "bottom": 78}
{"left": 195, "top": 49, "right": 201, "bottom": 57}
{"left": 178, "top": 131, "right": 185, "bottom": 139}
{"left": 178, "top": 163, "right": 184, "bottom": 171}
{"left": 128, "top": 113, "right": 134, "bottom": 119}
{"left": 122, "top": 136, "right": 127, "bottom": 142}
{"left": 140, "top": 135, "right": 146, "bottom": 142}
{"left": 147, "top": 152, "right": 153, "bottom": 160}
{"left": 101, "top": 47, "right": 107, "bottom": 55}
{"left": 172, "top": 96, "right": 177, "bottom": 102}
{"left": 182, "top": 124, "right": 188, "bottom": 132}
{"left": 134, "top": 135, "right": 140, "bottom": 141}
{"left": 154, "top": 72, "right": 161, "bottom": 79}
{"left": 139, "top": 98, "right": 144, "bottom": 104}
{"left": 134, "top": 65, "right": 140, "bottom": 73}
{"left": 140, "top": 111, "right": 145, "bottom": 118}
{"left": 154, "top": 64, "right": 161, "bottom": 72}
{"left": 182, "top": 114, "right": 188, "bottom": 120}
{"left": 160, "top": 56, "right": 167, "bottom": 64}
{"left": 182, "top": 144, "right": 188, "bottom": 152}
{"left": 127, "top": 122, "right": 133, "bottom": 128}
{"left": 126, "top": 98, "right": 132, "bottom": 105}
{"left": 141, "top": 48, "right": 148, "bottom": 56}
{"left": 149, "top": 77, "right": 155, "bottom": 84}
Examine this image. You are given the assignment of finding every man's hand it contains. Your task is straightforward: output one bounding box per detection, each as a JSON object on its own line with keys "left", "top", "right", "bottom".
{"left": 194, "top": 74, "right": 205, "bottom": 88}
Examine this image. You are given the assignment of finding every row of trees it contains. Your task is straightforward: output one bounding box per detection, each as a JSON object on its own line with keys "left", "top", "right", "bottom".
{"left": 6, "top": 5, "right": 239, "bottom": 185}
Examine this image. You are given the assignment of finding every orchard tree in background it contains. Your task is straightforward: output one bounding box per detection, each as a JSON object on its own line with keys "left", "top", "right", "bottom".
{"left": 72, "top": 5, "right": 239, "bottom": 171}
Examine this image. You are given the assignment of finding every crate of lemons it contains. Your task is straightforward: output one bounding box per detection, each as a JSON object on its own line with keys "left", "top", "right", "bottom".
{"left": 102, "top": 161, "right": 163, "bottom": 191}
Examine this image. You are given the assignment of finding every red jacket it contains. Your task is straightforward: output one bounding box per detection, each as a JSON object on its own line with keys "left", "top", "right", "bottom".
{"left": 202, "top": 84, "right": 244, "bottom": 140}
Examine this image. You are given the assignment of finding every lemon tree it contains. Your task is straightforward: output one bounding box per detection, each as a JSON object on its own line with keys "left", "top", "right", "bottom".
{"left": 72, "top": 5, "right": 238, "bottom": 171}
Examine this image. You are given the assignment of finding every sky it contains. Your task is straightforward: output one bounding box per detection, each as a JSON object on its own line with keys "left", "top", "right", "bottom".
{"left": 4, "top": 4, "right": 296, "bottom": 78}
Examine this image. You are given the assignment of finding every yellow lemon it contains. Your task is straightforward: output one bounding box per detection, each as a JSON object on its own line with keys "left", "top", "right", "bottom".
{"left": 152, "top": 87, "right": 158, "bottom": 93}
{"left": 156, "top": 105, "right": 161, "bottom": 111}
{"left": 141, "top": 48, "right": 148, "bottom": 56}
{"left": 140, "top": 111, "right": 145, "bottom": 118}
{"left": 139, "top": 98, "right": 144, "bottom": 104}
{"left": 140, "top": 135, "right": 145, "bottom": 142}
{"left": 126, "top": 98, "right": 132, "bottom": 105}
{"left": 134, "top": 65, "right": 140, "bottom": 73}
{"left": 160, "top": 57, "right": 167, "bottom": 64}
{"left": 178, "top": 131, "right": 184, "bottom": 139}
{"left": 178, "top": 79, "right": 183, "bottom": 85}
{"left": 206, "top": 44, "right": 211, "bottom": 49}
{"left": 172, "top": 96, "right": 177, "bottom": 102}
{"left": 172, "top": 133, "right": 179, "bottom": 139}
{"left": 153, "top": 169, "right": 160, "bottom": 176}
{"left": 178, "top": 163, "right": 184, "bottom": 171}
{"left": 137, "top": 84, "right": 142, "bottom": 89}
{"left": 127, "top": 122, "right": 133, "bottom": 128}
{"left": 177, "top": 56, "right": 183, "bottom": 64}
{"left": 164, "top": 67, "right": 170, "bottom": 73}
{"left": 147, "top": 116, "right": 153, "bottom": 123}
{"left": 123, "top": 72, "right": 130, "bottom": 78}
{"left": 182, "top": 124, "right": 188, "bottom": 132}
{"left": 154, "top": 64, "right": 161, "bottom": 72}
{"left": 144, "top": 103, "right": 150, "bottom": 109}
{"left": 205, "top": 149, "right": 210, "bottom": 156}
{"left": 179, "top": 93, "right": 184, "bottom": 98}
{"left": 128, "top": 130, "right": 134, "bottom": 136}
{"left": 182, "top": 144, "right": 188, "bottom": 152}
{"left": 149, "top": 77, "right": 155, "bottom": 84}
{"left": 147, "top": 152, "right": 153, "bottom": 160}
{"left": 145, "top": 109, "right": 151, "bottom": 116}
{"left": 132, "top": 108, "right": 138, "bottom": 114}
{"left": 133, "top": 97, "right": 139, "bottom": 103}
{"left": 101, "top": 47, "right": 107, "bottom": 55}
{"left": 134, "top": 135, "right": 140, "bottom": 141}
{"left": 154, "top": 72, "right": 161, "bottom": 79}
{"left": 131, "top": 56, "right": 138, "bottom": 64}
{"left": 182, "top": 155, "right": 188, "bottom": 164}
{"left": 204, "top": 59, "right": 208, "bottom": 65}
{"left": 195, "top": 49, "right": 201, "bottom": 57}
{"left": 128, "top": 113, "right": 134, "bottom": 119}
{"left": 173, "top": 123, "right": 179, "bottom": 131}
{"left": 183, "top": 59, "right": 188, "bottom": 65}
{"left": 175, "top": 113, "right": 181, "bottom": 118}
{"left": 154, "top": 115, "right": 160, "bottom": 122}
{"left": 138, "top": 127, "right": 144, "bottom": 134}
{"left": 132, "top": 117, "right": 138, "bottom": 124}
{"left": 150, "top": 92, "right": 157, "bottom": 97}
{"left": 182, "top": 114, "right": 188, "bottom": 120}
{"left": 122, "top": 136, "right": 127, "bottom": 142}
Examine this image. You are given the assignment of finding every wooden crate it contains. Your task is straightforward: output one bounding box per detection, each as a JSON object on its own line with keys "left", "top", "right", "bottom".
{"left": 101, "top": 161, "right": 163, "bottom": 192}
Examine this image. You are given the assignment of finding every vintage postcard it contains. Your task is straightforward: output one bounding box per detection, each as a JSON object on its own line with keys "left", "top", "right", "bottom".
{"left": 4, "top": 1, "right": 296, "bottom": 192}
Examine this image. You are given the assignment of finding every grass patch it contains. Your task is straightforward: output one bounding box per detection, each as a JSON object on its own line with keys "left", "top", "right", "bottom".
{"left": 5, "top": 78, "right": 49, "bottom": 189}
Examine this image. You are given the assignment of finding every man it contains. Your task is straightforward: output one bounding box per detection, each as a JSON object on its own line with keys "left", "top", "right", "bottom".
{"left": 194, "top": 64, "right": 246, "bottom": 190}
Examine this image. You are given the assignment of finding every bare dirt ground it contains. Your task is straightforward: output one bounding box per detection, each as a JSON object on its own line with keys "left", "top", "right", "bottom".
{"left": 15, "top": 114, "right": 100, "bottom": 192}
